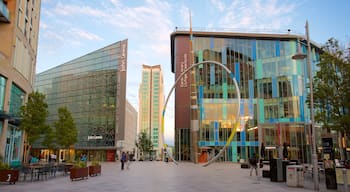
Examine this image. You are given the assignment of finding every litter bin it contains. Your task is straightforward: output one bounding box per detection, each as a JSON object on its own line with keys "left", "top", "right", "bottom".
{"left": 270, "top": 158, "right": 283, "bottom": 182}
{"left": 286, "top": 165, "right": 304, "bottom": 187}
{"left": 296, "top": 165, "right": 304, "bottom": 187}
{"left": 325, "top": 168, "right": 337, "bottom": 189}
{"left": 286, "top": 165, "right": 298, "bottom": 187}
{"left": 282, "top": 160, "right": 290, "bottom": 182}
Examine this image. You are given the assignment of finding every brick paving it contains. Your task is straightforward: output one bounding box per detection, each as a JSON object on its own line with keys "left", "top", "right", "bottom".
{"left": 0, "top": 161, "right": 343, "bottom": 192}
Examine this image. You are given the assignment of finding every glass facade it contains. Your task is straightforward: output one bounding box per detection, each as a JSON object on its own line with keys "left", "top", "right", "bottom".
{"left": 35, "top": 39, "right": 128, "bottom": 157}
{"left": 4, "top": 83, "right": 25, "bottom": 164}
{"left": 171, "top": 32, "right": 320, "bottom": 163}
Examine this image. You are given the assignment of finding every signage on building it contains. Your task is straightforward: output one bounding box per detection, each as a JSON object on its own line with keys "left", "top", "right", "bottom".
{"left": 180, "top": 53, "right": 188, "bottom": 87}
{"left": 88, "top": 135, "right": 103, "bottom": 140}
{"left": 119, "top": 41, "right": 127, "bottom": 72}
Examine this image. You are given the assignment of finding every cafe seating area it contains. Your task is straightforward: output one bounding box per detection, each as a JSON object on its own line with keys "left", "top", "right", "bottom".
{"left": 18, "top": 162, "right": 74, "bottom": 182}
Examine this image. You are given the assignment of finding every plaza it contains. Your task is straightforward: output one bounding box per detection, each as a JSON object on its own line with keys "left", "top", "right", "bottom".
{"left": 0, "top": 161, "right": 337, "bottom": 192}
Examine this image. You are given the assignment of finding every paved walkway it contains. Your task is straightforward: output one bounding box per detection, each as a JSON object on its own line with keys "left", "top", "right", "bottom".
{"left": 0, "top": 161, "right": 343, "bottom": 192}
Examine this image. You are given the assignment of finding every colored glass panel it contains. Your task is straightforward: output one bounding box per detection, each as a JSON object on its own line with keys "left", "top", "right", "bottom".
{"left": 9, "top": 84, "right": 25, "bottom": 115}
{"left": 276, "top": 40, "right": 280, "bottom": 56}
{"left": 258, "top": 99, "right": 265, "bottom": 123}
{"left": 210, "top": 64, "right": 215, "bottom": 85}
{"left": 0, "top": 76, "right": 6, "bottom": 111}
{"left": 272, "top": 77, "right": 278, "bottom": 98}
{"left": 235, "top": 62, "right": 240, "bottom": 84}
{"left": 256, "top": 60, "right": 262, "bottom": 79}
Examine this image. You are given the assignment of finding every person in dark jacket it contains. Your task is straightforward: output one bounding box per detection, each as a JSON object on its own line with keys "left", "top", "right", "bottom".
{"left": 283, "top": 142, "right": 288, "bottom": 160}
{"left": 121, "top": 152, "right": 127, "bottom": 170}
{"left": 249, "top": 153, "right": 258, "bottom": 176}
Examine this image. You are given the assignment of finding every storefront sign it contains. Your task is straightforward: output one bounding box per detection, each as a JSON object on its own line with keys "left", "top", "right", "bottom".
{"left": 88, "top": 135, "right": 103, "bottom": 140}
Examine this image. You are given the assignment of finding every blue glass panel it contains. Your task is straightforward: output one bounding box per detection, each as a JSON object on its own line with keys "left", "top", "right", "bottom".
{"left": 248, "top": 99, "right": 254, "bottom": 117}
{"left": 240, "top": 100, "right": 244, "bottom": 116}
{"left": 210, "top": 64, "right": 215, "bottom": 85}
{"left": 300, "top": 95, "right": 305, "bottom": 121}
{"left": 275, "top": 40, "right": 280, "bottom": 56}
{"left": 222, "top": 47, "right": 227, "bottom": 65}
{"left": 272, "top": 77, "right": 277, "bottom": 98}
{"left": 210, "top": 38, "right": 214, "bottom": 49}
{"left": 251, "top": 40, "right": 256, "bottom": 61}
{"left": 214, "top": 121, "right": 219, "bottom": 142}
{"left": 248, "top": 80, "right": 254, "bottom": 99}
{"left": 199, "top": 85, "right": 204, "bottom": 120}
{"left": 241, "top": 131, "right": 246, "bottom": 141}
{"left": 292, "top": 75, "right": 298, "bottom": 96}
{"left": 235, "top": 62, "right": 240, "bottom": 84}
{"left": 223, "top": 83, "right": 227, "bottom": 119}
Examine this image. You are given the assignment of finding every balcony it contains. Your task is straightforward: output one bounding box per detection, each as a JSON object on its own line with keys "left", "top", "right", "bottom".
{"left": 0, "top": 0, "right": 10, "bottom": 23}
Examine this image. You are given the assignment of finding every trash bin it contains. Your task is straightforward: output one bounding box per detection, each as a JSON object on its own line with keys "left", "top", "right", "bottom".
{"left": 325, "top": 168, "right": 337, "bottom": 189}
{"left": 270, "top": 158, "right": 283, "bottom": 182}
{"left": 282, "top": 160, "right": 290, "bottom": 182}
{"left": 286, "top": 165, "right": 298, "bottom": 187}
{"left": 286, "top": 165, "right": 304, "bottom": 187}
{"left": 296, "top": 165, "right": 304, "bottom": 187}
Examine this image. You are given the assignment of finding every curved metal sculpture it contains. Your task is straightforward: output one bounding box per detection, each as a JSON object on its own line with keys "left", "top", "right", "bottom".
{"left": 161, "top": 60, "right": 241, "bottom": 166}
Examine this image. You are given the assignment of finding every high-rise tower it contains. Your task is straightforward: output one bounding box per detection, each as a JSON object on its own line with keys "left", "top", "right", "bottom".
{"left": 139, "top": 65, "right": 164, "bottom": 159}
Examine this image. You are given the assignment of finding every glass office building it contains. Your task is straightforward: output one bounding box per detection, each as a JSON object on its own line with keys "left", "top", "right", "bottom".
{"left": 170, "top": 31, "right": 321, "bottom": 163}
{"left": 35, "top": 39, "right": 130, "bottom": 161}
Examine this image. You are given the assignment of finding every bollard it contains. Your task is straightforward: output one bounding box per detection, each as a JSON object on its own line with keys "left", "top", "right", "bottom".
{"left": 343, "top": 168, "right": 348, "bottom": 192}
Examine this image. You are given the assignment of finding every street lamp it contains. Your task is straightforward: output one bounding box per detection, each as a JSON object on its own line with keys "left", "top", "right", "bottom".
{"left": 292, "top": 21, "right": 319, "bottom": 191}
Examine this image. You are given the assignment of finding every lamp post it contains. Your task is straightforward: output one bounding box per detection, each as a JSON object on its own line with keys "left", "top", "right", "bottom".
{"left": 292, "top": 21, "right": 319, "bottom": 191}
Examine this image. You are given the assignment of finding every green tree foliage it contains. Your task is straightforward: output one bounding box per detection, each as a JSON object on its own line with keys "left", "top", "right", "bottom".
{"left": 55, "top": 107, "right": 78, "bottom": 149}
{"left": 42, "top": 126, "right": 56, "bottom": 150}
{"left": 313, "top": 38, "right": 350, "bottom": 134}
{"left": 19, "top": 91, "right": 49, "bottom": 145}
{"left": 135, "top": 130, "right": 153, "bottom": 159}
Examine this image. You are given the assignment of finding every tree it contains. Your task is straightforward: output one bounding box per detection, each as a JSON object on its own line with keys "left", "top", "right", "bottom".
{"left": 19, "top": 91, "right": 49, "bottom": 146}
{"left": 54, "top": 107, "right": 78, "bottom": 160}
{"left": 312, "top": 38, "right": 350, "bottom": 159}
{"left": 135, "top": 130, "right": 153, "bottom": 160}
{"left": 42, "top": 126, "right": 56, "bottom": 150}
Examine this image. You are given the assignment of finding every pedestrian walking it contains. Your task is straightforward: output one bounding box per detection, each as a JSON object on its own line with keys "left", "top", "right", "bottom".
{"left": 249, "top": 153, "right": 258, "bottom": 176}
{"left": 121, "top": 151, "right": 126, "bottom": 170}
{"left": 126, "top": 152, "right": 130, "bottom": 170}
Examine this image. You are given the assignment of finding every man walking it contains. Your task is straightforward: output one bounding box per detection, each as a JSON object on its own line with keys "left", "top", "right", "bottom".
{"left": 249, "top": 153, "right": 258, "bottom": 176}
{"left": 121, "top": 152, "right": 126, "bottom": 170}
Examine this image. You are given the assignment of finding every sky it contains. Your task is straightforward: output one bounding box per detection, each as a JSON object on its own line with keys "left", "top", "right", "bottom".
{"left": 36, "top": 0, "right": 350, "bottom": 145}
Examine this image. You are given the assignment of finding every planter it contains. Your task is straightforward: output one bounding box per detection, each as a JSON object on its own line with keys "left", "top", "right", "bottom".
{"left": 89, "top": 165, "right": 101, "bottom": 177}
{"left": 0, "top": 169, "right": 19, "bottom": 184}
{"left": 70, "top": 167, "right": 88, "bottom": 181}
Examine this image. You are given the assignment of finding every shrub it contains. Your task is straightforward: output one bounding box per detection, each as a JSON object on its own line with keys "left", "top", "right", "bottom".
{"left": 0, "top": 162, "right": 10, "bottom": 170}
{"left": 91, "top": 161, "right": 100, "bottom": 166}
{"left": 73, "top": 161, "right": 87, "bottom": 168}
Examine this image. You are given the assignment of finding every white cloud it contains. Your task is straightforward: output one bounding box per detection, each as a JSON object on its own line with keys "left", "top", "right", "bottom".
{"left": 210, "top": 0, "right": 297, "bottom": 31}
{"left": 68, "top": 28, "right": 104, "bottom": 41}
{"left": 53, "top": 2, "right": 106, "bottom": 17}
{"left": 210, "top": 0, "right": 225, "bottom": 12}
{"left": 43, "top": 30, "right": 64, "bottom": 42}
{"left": 179, "top": 5, "right": 190, "bottom": 27}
